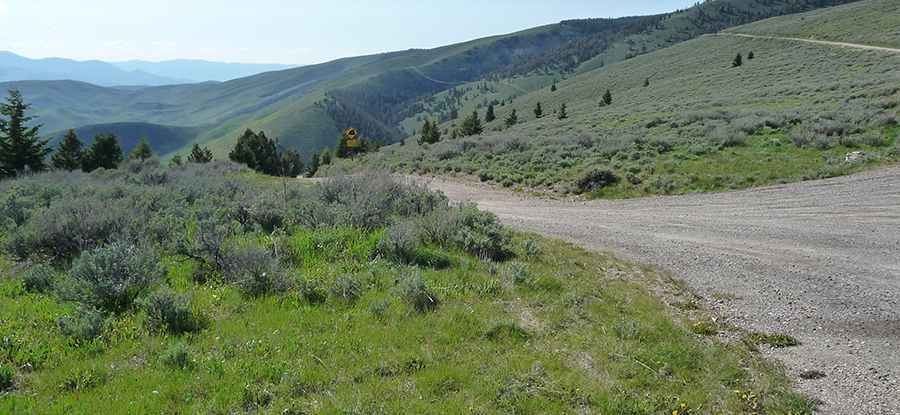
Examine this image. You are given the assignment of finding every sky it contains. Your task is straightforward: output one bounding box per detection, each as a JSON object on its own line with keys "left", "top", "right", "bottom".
{"left": 0, "top": 0, "right": 697, "bottom": 64}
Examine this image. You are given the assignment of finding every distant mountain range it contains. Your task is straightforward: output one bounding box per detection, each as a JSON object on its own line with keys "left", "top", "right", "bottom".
{"left": 0, "top": 51, "right": 295, "bottom": 86}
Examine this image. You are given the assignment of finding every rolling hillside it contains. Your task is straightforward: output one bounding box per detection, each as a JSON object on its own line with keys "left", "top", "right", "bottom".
{"left": 337, "top": 0, "right": 900, "bottom": 197}
{"left": 0, "top": 0, "right": 857, "bottom": 159}
{"left": 111, "top": 60, "right": 295, "bottom": 83}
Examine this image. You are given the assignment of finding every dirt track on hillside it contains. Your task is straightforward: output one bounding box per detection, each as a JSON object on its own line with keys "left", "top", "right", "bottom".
{"left": 719, "top": 32, "right": 900, "bottom": 54}
{"left": 418, "top": 167, "right": 900, "bottom": 414}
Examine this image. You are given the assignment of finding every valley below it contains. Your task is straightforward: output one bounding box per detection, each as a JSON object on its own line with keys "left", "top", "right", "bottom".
{"left": 418, "top": 165, "right": 900, "bottom": 414}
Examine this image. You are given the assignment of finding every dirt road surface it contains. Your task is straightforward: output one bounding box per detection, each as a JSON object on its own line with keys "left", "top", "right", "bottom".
{"left": 719, "top": 32, "right": 900, "bottom": 54}
{"left": 419, "top": 167, "right": 900, "bottom": 414}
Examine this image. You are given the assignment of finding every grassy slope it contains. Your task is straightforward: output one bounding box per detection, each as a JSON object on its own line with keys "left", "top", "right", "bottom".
{"left": 4, "top": 1, "right": 860, "bottom": 160}
{"left": 728, "top": 0, "right": 900, "bottom": 48}
{"left": 339, "top": 1, "right": 900, "bottom": 197}
{"left": 0, "top": 178, "right": 813, "bottom": 414}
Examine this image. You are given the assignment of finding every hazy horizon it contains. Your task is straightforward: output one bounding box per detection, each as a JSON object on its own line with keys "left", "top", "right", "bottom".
{"left": 0, "top": 0, "right": 696, "bottom": 65}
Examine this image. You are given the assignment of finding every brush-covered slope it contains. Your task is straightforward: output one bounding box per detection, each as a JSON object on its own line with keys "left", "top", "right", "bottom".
{"left": 728, "top": 0, "right": 900, "bottom": 48}
{"left": 2, "top": 0, "right": 861, "bottom": 159}
{"left": 337, "top": 0, "right": 900, "bottom": 197}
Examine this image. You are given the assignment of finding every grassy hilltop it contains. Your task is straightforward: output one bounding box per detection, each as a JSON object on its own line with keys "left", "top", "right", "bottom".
{"left": 0, "top": 164, "right": 813, "bottom": 413}
{"left": 334, "top": 0, "right": 900, "bottom": 198}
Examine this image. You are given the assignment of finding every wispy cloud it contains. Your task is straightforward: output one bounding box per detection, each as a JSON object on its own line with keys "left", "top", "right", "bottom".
{"left": 0, "top": 1, "right": 8, "bottom": 15}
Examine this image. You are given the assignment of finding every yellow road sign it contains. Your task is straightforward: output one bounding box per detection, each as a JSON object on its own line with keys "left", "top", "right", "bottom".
{"left": 344, "top": 128, "right": 361, "bottom": 148}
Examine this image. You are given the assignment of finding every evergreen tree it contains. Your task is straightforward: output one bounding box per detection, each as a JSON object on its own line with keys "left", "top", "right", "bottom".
{"left": 0, "top": 89, "right": 50, "bottom": 176}
{"left": 428, "top": 122, "right": 442, "bottom": 143}
{"left": 732, "top": 53, "right": 743, "bottom": 67}
{"left": 485, "top": 104, "right": 496, "bottom": 123}
{"left": 419, "top": 120, "right": 441, "bottom": 145}
{"left": 129, "top": 137, "right": 153, "bottom": 161}
{"left": 279, "top": 149, "right": 305, "bottom": 177}
{"left": 51, "top": 129, "right": 83, "bottom": 171}
{"left": 320, "top": 149, "right": 332, "bottom": 166}
{"left": 643, "top": 78, "right": 650, "bottom": 87}
{"left": 505, "top": 109, "right": 518, "bottom": 128}
{"left": 230, "top": 129, "right": 278, "bottom": 173}
{"left": 748, "top": 51, "right": 755, "bottom": 60}
{"left": 603, "top": 89, "right": 613, "bottom": 106}
{"left": 307, "top": 152, "right": 320, "bottom": 177}
{"left": 187, "top": 144, "right": 213, "bottom": 163}
{"left": 82, "top": 133, "right": 123, "bottom": 172}
{"left": 460, "top": 111, "right": 483, "bottom": 136}
{"left": 551, "top": 83, "right": 557, "bottom": 92}
{"left": 534, "top": 102, "right": 544, "bottom": 119}
{"left": 169, "top": 155, "right": 183, "bottom": 168}
{"left": 558, "top": 103, "right": 568, "bottom": 120}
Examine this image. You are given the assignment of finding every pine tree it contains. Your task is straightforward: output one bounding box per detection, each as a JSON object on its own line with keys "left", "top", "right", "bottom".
{"left": 187, "top": 144, "right": 213, "bottom": 163}
{"left": 460, "top": 111, "right": 483, "bottom": 136}
{"left": 0, "top": 89, "right": 50, "bottom": 177}
{"left": 485, "top": 104, "right": 496, "bottom": 123}
{"left": 51, "top": 129, "right": 83, "bottom": 171}
{"left": 230, "top": 129, "right": 278, "bottom": 173}
{"left": 279, "top": 149, "right": 305, "bottom": 177}
{"left": 429, "top": 122, "right": 442, "bottom": 143}
{"left": 534, "top": 102, "right": 544, "bottom": 119}
{"left": 82, "top": 133, "right": 123, "bottom": 172}
{"left": 748, "top": 51, "right": 755, "bottom": 60}
{"left": 603, "top": 89, "right": 613, "bottom": 107}
{"left": 419, "top": 120, "right": 440, "bottom": 144}
{"left": 732, "top": 53, "right": 743, "bottom": 67}
{"left": 320, "top": 149, "right": 332, "bottom": 166}
{"left": 505, "top": 109, "right": 518, "bottom": 128}
{"left": 558, "top": 103, "right": 568, "bottom": 120}
{"left": 129, "top": 137, "right": 153, "bottom": 161}
{"left": 307, "top": 152, "right": 320, "bottom": 177}
{"left": 169, "top": 155, "right": 183, "bottom": 168}
{"left": 551, "top": 83, "right": 557, "bottom": 92}
{"left": 643, "top": 78, "right": 650, "bottom": 87}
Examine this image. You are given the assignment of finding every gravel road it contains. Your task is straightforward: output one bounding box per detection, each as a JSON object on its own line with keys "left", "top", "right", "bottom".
{"left": 418, "top": 167, "right": 900, "bottom": 414}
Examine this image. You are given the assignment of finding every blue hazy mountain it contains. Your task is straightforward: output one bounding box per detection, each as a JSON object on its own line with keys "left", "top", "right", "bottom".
{"left": 112, "top": 59, "right": 295, "bottom": 82}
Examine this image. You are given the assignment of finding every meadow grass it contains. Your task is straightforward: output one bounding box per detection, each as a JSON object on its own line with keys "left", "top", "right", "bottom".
{"left": 0, "top": 164, "right": 815, "bottom": 414}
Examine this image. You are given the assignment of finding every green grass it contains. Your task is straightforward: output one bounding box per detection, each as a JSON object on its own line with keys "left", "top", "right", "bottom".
{"left": 591, "top": 128, "right": 897, "bottom": 199}
{"left": 0, "top": 232, "right": 816, "bottom": 413}
{"left": 747, "top": 332, "right": 802, "bottom": 349}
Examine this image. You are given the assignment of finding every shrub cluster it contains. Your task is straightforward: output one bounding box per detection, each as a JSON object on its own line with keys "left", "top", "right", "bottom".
{"left": 66, "top": 242, "right": 163, "bottom": 313}
{"left": 141, "top": 288, "right": 205, "bottom": 335}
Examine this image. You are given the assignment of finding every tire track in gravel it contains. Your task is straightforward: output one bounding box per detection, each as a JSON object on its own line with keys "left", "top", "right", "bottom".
{"left": 417, "top": 166, "right": 900, "bottom": 414}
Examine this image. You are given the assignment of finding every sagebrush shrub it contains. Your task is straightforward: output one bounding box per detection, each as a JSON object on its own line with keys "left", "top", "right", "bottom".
{"left": 58, "top": 307, "right": 105, "bottom": 343}
{"left": 377, "top": 222, "right": 420, "bottom": 264}
{"left": 21, "top": 263, "right": 55, "bottom": 294}
{"left": 330, "top": 275, "right": 363, "bottom": 302}
{"left": 161, "top": 342, "right": 194, "bottom": 370}
{"left": 68, "top": 243, "right": 163, "bottom": 313}
{"left": 297, "top": 278, "right": 327, "bottom": 304}
{"left": 6, "top": 198, "right": 126, "bottom": 261}
{"left": 223, "top": 244, "right": 290, "bottom": 297}
{"left": 141, "top": 288, "right": 204, "bottom": 335}
{"left": 450, "top": 204, "right": 511, "bottom": 261}
{"left": 506, "top": 262, "right": 532, "bottom": 286}
{"left": 575, "top": 169, "right": 620, "bottom": 194}
{"left": 399, "top": 271, "right": 439, "bottom": 313}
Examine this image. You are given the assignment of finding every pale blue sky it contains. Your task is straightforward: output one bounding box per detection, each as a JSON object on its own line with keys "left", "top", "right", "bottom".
{"left": 0, "top": 0, "right": 697, "bottom": 64}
